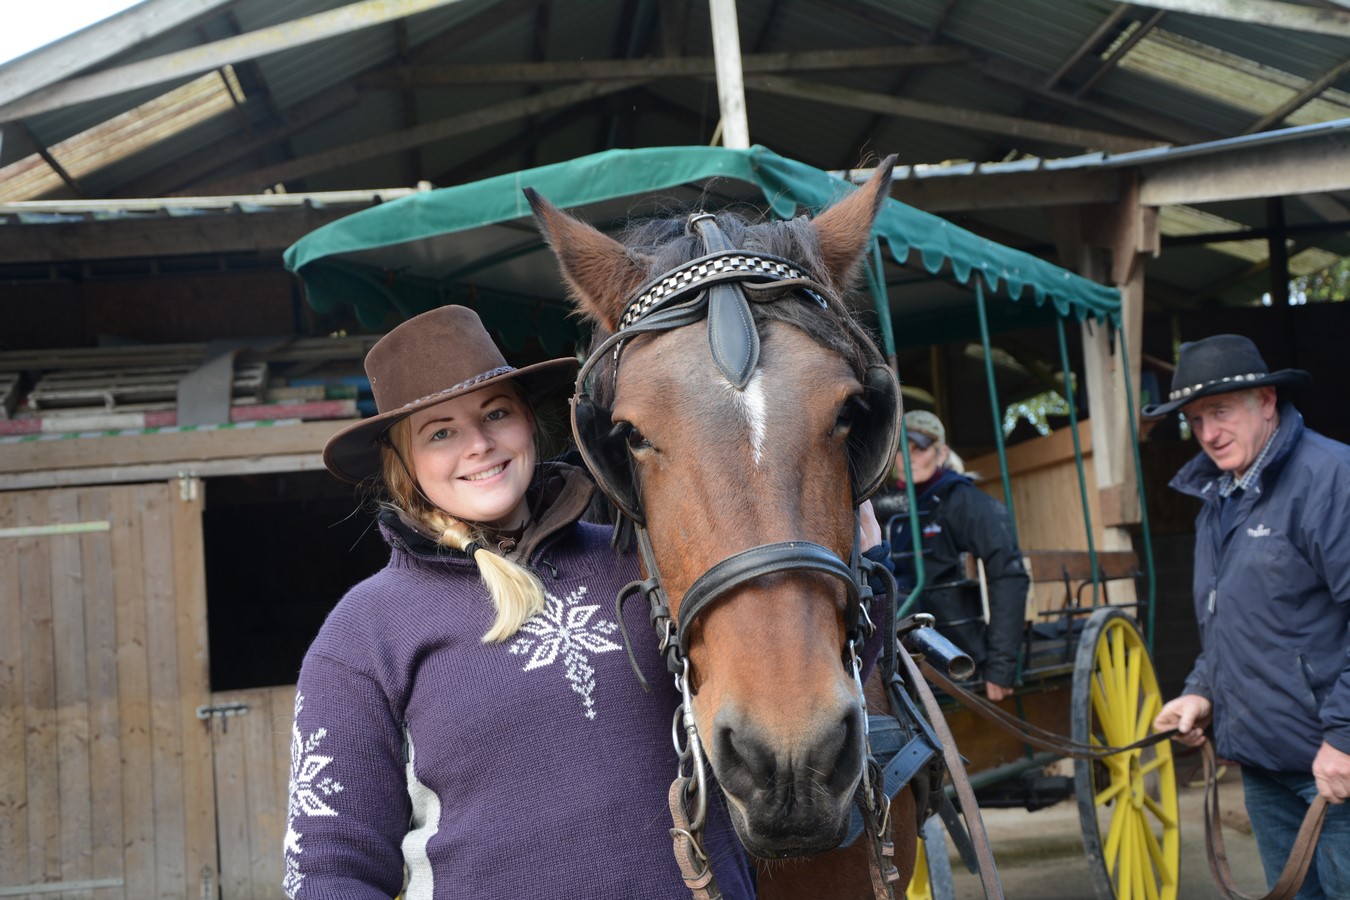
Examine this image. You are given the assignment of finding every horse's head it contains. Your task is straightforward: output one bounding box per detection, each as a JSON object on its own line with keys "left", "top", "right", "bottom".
{"left": 528, "top": 160, "right": 898, "bottom": 858}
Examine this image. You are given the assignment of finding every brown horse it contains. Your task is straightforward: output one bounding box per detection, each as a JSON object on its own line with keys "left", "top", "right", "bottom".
{"left": 528, "top": 159, "right": 918, "bottom": 898}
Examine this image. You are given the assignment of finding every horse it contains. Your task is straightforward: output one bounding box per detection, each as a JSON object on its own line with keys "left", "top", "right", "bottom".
{"left": 527, "top": 158, "right": 922, "bottom": 899}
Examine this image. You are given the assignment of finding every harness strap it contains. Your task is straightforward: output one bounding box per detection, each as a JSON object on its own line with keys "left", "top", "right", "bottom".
{"left": 678, "top": 540, "right": 861, "bottom": 660}
{"left": 921, "top": 662, "right": 1178, "bottom": 760}
{"left": 898, "top": 647, "right": 1006, "bottom": 899}
{"left": 1202, "top": 742, "right": 1327, "bottom": 900}
{"left": 668, "top": 777, "right": 723, "bottom": 900}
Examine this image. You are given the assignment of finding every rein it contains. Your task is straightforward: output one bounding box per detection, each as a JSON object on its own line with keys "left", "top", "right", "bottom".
{"left": 574, "top": 212, "right": 904, "bottom": 899}
{"left": 1201, "top": 743, "right": 1327, "bottom": 900}
{"left": 921, "top": 664, "right": 1330, "bottom": 899}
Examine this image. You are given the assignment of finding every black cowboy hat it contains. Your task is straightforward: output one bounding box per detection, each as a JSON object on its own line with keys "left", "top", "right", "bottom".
{"left": 323, "top": 305, "right": 577, "bottom": 484}
{"left": 1140, "top": 333, "right": 1310, "bottom": 418}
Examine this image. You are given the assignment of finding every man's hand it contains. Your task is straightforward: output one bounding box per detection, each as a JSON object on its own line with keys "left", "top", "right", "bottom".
{"left": 1313, "top": 741, "right": 1350, "bottom": 804}
{"left": 985, "top": 682, "right": 1013, "bottom": 702}
{"left": 1154, "top": 694, "right": 1212, "bottom": 747}
{"left": 859, "top": 499, "right": 882, "bottom": 552}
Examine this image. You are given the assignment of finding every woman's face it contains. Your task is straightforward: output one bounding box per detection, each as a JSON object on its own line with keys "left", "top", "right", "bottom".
{"left": 900, "top": 439, "right": 945, "bottom": 485}
{"left": 405, "top": 385, "right": 536, "bottom": 529}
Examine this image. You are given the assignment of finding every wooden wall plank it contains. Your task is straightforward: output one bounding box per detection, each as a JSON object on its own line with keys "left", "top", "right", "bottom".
{"left": 0, "top": 420, "right": 358, "bottom": 477}
{"left": 79, "top": 490, "right": 125, "bottom": 900}
{"left": 47, "top": 490, "right": 95, "bottom": 891}
{"left": 245, "top": 686, "right": 291, "bottom": 897}
{"left": 17, "top": 491, "right": 60, "bottom": 892}
{"left": 0, "top": 492, "right": 30, "bottom": 892}
{"left": 139, "top": 484, "right": 187, "bottom": 899}
{"left": 210, "top": 690, "right": 251, "bottom": 900}
{"left": 169, "top": 479, "right": 218, "bottom": 898}
{"left": 110, "top": 488, "right": 155, "bottom": 899}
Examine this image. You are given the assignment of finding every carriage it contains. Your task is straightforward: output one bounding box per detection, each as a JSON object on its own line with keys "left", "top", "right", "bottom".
{"left": 285, "top": 144, "right": 1174, "bottom": 900}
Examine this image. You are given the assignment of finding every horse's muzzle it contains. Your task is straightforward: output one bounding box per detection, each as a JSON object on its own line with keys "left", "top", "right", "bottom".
{"left": 711, "top": 700, "right": 865, "bottom": 858}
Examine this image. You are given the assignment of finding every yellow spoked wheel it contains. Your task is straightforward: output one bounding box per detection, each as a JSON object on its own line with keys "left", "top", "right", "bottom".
{"left": 1072, "top": 607, "right": 1179, "bottom": 900}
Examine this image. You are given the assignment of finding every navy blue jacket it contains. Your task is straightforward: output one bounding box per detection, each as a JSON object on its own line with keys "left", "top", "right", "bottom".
{"left": 1170, "top": 403, "right": 1350, "bottom": 772}
{"left": 879, "top": 469, "right": 1028, "bottom": 687}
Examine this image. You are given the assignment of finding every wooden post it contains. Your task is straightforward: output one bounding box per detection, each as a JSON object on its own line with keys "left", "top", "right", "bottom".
{"left": 708, "top": 0, "right": 750, "bottom": 148}
{"left": 1049, "top": 175, "right": 1157, "bottom": 551}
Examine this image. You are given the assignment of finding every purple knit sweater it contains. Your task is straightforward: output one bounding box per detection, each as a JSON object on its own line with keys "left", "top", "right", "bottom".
{"left": 284, "top": 468, "right": 755, "bottom": 899}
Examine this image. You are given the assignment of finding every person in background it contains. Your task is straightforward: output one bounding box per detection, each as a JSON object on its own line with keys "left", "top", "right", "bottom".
{"left": 1147, "top": 334, "right": 1349, "bottom": 899}
{"left": 873, "top": 409, "right": 1029, "bottom": 702}
{"left": 283, "top": 305, "right": 755, "bottom": 900}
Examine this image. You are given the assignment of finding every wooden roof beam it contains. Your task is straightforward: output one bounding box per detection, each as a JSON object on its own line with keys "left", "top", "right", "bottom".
{"left": 357, "top": 45, "right": 974, "bottom": 89}
{"left": 1139, "top": 131, "right": 1350, "bottom": 205}
{"left": 1071, "top": 10, "right": 1167, "bottom": 99}
{"left": 197, "top": 79, "right": 648, "bottom": 195}
{"left": 0, "top": 0, "right": 239, "bottom": 110}
{"left": 0, "top": 0, "right": 474, "bottom": 124}
{"left": 1243, "top": 57, "right": 1350, "bottom": 133}
{"left": 1130, "top": 0, "right": 1350, "bottom": 38}
{"left": 1045, "top": 3, "right": 1134, "bottom": 90}
{"left": 744, "top": 75, "right": 1161, "bottom": 153}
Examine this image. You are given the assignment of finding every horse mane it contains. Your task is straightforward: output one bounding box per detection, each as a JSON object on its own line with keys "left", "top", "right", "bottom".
{"left": 583, "top": 207, "right": 876, "bottom": 407}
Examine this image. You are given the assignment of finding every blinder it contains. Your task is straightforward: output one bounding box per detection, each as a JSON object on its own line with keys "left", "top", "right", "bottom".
{"left": 849, "top": 364, "right": 902, "bottom": 503}
{"left": 572, "top": 391, "right": 646, "bottom": 525}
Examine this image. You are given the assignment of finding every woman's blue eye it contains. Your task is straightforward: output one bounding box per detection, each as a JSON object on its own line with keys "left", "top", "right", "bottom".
{"left": 486, "top": 408, "right": 508, "bottom": 421}
{"left": 431, "top": 428, "right": 450, "bottom": 441}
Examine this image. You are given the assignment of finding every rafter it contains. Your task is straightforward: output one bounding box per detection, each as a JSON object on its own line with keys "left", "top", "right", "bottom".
{"left": 357, "top": 45, "right": 973, "bottom": 89}
{"left": 0, "top": 0, "right": 473, "bottom": 124}
{"left": 744, "top": 75, "right": 1161, "bottom": 153}
{"left": 197, "top": 79, "right": 647, "bottom": 195}
{"left": 0, "top": 0, "right": 238, "bottom": 109}
{"left": 1130, "top": 0, "right": 1350, "bottom": 37}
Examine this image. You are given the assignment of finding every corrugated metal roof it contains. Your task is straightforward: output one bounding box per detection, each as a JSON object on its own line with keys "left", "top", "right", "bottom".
{"left": 0, "top": 0, "right": 1345, "bottom": 310}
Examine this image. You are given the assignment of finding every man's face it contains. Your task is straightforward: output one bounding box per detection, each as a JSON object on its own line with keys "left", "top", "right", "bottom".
{"left": 1181, "top": 387, "right": 1278, "bottom": 478}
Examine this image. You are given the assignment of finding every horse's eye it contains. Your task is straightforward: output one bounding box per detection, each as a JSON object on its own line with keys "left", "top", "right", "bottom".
{"left": 625, "top": 425, "right": 652, "bottom": 451}
{"left": 611, "top": 421, "right": 652, "bottom": 452}
{"left": 835, "top": 397, "right": 867, "bottom": 434}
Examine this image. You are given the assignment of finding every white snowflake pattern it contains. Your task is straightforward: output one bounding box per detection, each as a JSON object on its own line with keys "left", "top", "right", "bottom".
{"left": 508, "top": 585, "right": 622, "bottom": 719}
{"left": 283, "top": 692, "right": 345, "bottom": 897}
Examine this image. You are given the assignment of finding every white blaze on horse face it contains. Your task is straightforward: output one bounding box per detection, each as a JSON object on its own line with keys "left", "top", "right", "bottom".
{"left": 724, "top": 370, "right": 768, "bottom": 465}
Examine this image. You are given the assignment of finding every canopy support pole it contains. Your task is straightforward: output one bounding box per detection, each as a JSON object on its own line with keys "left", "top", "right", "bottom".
{"left": 708, "top": 0, "right": 750, "bottom": 149}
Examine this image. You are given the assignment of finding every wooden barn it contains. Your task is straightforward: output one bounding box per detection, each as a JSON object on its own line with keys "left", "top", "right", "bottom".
{"left": 1, "top": 1, "right": 1348, "bottom": 898}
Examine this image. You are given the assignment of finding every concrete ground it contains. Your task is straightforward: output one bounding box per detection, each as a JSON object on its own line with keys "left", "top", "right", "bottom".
{"left": 922, "top": 760, "right": 1268, "bottom": 900}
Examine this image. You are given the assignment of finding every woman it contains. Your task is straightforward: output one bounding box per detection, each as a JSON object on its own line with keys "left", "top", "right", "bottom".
{"left": 876, "top": 409, "right": 1029, "bottom": 702}
{"left": 283, "top": 305, "right": 755, "bottom": 899}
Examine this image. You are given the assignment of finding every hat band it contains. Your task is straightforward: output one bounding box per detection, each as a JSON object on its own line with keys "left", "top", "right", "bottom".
{"left": 398, "top": 365, "right": 517, "bottom": 410}
{"left": 1168, "top": 372, "right": 1264, "bottom": 402}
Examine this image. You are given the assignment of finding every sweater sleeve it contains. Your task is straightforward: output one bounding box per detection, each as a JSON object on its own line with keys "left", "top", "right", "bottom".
{"left": 948, "top": 486, "right": 1030, "bottom": 687}
{"left": 284, "top": 649, "right": 410, "bottom": 899}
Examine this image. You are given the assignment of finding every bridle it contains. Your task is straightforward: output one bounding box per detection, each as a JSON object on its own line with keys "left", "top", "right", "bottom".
{"left": 569, "top": 211, "right": 904, "bottom": 897}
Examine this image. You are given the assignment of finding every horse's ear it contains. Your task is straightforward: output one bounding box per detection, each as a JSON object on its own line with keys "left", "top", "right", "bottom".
{"left": 811, "top": 155, "right": 896, "bottom": 294}
{"left": 525, "top": 188, "right": 649, "bottom": 332}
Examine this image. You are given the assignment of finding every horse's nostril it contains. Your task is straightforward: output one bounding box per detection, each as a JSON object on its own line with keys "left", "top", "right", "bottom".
{"left": 716, "top": 723, "right": 777, "bottom": 792}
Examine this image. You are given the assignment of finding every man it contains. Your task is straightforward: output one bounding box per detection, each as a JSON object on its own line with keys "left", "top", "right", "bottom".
{"left": 1145, "top": 334, "right": 1350, "bottom": 899}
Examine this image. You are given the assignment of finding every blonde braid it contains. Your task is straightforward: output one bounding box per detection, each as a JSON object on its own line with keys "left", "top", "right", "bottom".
{"left": 380, "top": 418, "right": 548, "bottom": 643}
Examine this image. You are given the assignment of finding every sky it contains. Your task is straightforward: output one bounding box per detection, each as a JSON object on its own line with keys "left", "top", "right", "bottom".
{"left": 1, "top": 0, "right": 144, "bottom": 65}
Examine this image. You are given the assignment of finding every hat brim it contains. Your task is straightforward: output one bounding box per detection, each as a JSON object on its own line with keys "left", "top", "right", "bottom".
{"left": 323, "top": 357, "right": 579, "bottom": 484}
{"left": 907, "top": 431, "right": 936, "bottom": 450}
{"left": 1140, "top": 368, "right": 1310, "bottom": 418}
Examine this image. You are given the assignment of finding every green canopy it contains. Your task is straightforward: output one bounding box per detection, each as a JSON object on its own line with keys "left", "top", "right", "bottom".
{"left": 284, "top": 145, "right": 1120, "bottom": 352}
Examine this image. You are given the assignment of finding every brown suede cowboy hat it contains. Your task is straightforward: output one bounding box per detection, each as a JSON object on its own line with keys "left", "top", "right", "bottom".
{"left": 1140, "top": 333, "right": 1309, "bottom": 419}
{"left": 323, "top": 305, "right": 577, "bottom": 484}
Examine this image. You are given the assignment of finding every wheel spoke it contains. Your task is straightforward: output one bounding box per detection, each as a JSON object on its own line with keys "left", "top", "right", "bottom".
{"left": 1126, "top": 644, "right": 1142, "bottom": 738}
{"left": 1142, "top": 791, "right": 1176, "bottom": 829}
{"left": 1137, "top": 811, "right": 1162, "bottom": 900}
{"left": 1095, "top": 776, "right": 1130, "bottom": 807}
{"left": 1136, "top": 691, "right": 1162, "bottom": 743}
{"left": 1103, "top": 794, "right": 1127, "bottom": 872}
